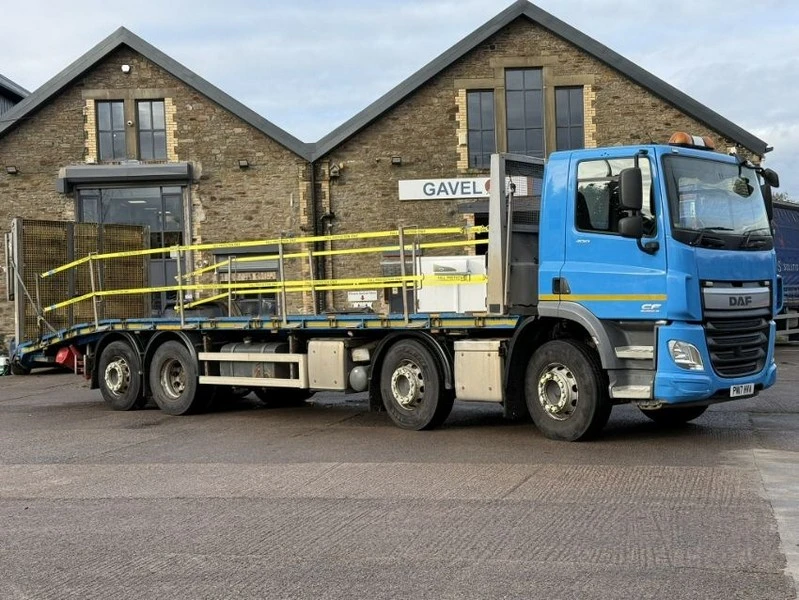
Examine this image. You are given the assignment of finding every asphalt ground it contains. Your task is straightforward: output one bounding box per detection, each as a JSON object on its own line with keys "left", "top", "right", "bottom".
{"left": 0, "top": 347, "right": 798, "bottom": 599}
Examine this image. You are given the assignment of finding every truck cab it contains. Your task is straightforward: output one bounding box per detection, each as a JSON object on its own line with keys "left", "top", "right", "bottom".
{"left": 529, "top": 135, "right": 778, "bottom": 422}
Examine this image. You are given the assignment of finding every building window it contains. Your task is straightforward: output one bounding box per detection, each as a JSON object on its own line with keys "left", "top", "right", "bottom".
{"left": 97, "top": 101, "right": 126, "bottom": 161}
{"left": 137, "top": 100, "right": 167, "bottom": 160}
{"left": 77, "top": 186, "right": 185, "bottom": 314}
{"left": 505, "top": 68, "right": 544, "bottom": 157}
{"left": 555, "top": 87, "right": 584, "bottom": 151}
{"left": 466, "top": 91, "right": 495, "bottom": 169}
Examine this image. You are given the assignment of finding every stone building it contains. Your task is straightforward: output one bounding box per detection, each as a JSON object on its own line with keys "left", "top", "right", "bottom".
{"left": 0, "top": 30, "right": 313, "bottom": 336}
{"left": 0, "top": 0, "right": 768, "bottom": 342}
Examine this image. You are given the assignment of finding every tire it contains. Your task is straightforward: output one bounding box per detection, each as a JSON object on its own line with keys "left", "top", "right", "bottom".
{"left": 98, "top": 341, "right": 145, "bottom": 411}
{"left": 10, "top": 361, "right": 30, "bottom": 376}
{"left": 525, "top": 339, "right": 611, "bottom": 441}
{"left": 252, "top": 387, "right": 311, "bottom": 407}
{"left": 148, "top": 341, "right": 206, "bottom": 415}
{"left": 640, "top": 405, "right": 707, "bottom": 426}
{"left": 379, "top": 339, "right": 453, "bottom": 430}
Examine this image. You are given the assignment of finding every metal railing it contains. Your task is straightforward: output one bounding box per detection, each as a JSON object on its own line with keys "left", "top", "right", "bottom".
{"left": 33, "top": 224, "right": 490, "bottom": 331}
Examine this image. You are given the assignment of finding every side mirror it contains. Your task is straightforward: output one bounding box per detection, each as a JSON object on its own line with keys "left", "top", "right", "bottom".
{"left": 619, "top": 215, "right": 643, "bottom": 238}
{"left": 762, "top": 168, "right": 780, "bottom": 188}
{"left": 619, "top": 167, "right": 643, "bottom": 210}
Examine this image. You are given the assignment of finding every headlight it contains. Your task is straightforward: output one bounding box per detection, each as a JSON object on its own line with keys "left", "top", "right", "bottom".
{"left": 668, "top": 340, "right": 704, "bottom": 371}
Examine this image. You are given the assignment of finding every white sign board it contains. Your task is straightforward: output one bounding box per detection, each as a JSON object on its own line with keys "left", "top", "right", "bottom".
{"left": 399, "top": 178, "right": 489, "bottom": 201}
{"left": 398, "top": 176, "right": 536, "bottom": 201}
{"left": 347, "top": 290, "right": 378, "bottom": 308}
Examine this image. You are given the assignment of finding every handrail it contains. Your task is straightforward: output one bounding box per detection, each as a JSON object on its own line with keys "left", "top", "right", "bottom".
{"left": 37, "top": 223, "right": 490, "bottom": 317}
{"left": 185, "top": 237, "right": 487, "bottom": 279}
{"left": 40, "top": 225, "right": 488, "bottom": 279}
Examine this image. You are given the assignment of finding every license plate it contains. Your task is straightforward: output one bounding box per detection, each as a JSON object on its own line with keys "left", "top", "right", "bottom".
{"left": 730, "top": 383, "right": 755, "bottom": 398}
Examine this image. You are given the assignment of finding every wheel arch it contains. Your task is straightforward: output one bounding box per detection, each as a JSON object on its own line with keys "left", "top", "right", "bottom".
{"left": 367, "top": 331, "right": 453, "bottom": 412}
{"left": 537, "top": 302, "right": 619, "bottom": 368}
{"left": 504, "top": 311, "right": 608, "bottom": 420}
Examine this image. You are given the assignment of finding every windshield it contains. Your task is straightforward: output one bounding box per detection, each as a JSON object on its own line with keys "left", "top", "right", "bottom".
{"left": 663, "top": 155, "right": 771, "bottom": 246}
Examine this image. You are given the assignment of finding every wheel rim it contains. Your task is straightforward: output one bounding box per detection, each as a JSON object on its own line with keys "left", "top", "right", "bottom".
{"left": 160, "top": 358, "right": 187, "bottom": 400}
{"left": 537, "top": 362, "right": 578, "bottom": 421}
{"left": 104, "top": 358, "right": 131, "bottom": 396}
{"left": 390, "top": 359, "right": 424, "bottom": 410}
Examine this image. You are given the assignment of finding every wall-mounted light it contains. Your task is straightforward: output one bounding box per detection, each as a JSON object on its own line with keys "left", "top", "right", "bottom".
{"left": 121, "top": 64, "right": 131, "bottom": 74}
{"left": 391, "top": 156, "right": 402, "bottom": 166}
{"left": 5, "top": 166, "right": 19, "bottom": 175}
{"left": 329, "top": 164, "right": 341, "bottom": 178}
{"left": 238, "top": 159, "right": 250, "bottom": 169}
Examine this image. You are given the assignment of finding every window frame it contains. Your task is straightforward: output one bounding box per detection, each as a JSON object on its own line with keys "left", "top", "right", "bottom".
{"left": 466, "top": 90, "right": 496, "bottom": 170}
{"left": 504, "top": 68, "right": 545, "bottom": 158}
{"left": 136, "top": 99, "right": 168, "bottom": 161}
{"left": 96, "top": 100, "right": 127, "bottom": 161}
{"left": 555, "top": 86, "right": 585, "bottom": 151}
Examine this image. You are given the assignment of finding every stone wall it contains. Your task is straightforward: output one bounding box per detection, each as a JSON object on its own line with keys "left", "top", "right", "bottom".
{"left": 0, "top": 47, "right": 308, "bottom": 343}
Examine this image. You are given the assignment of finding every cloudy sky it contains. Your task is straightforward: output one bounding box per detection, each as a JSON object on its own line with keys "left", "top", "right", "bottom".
{"left": 2, "top": 0, "right": 797, "bottom": 195}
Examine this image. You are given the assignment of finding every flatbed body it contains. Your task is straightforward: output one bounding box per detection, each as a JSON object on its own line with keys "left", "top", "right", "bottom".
{"left": 16, "top": 312, "right": 520, "bottom": 363}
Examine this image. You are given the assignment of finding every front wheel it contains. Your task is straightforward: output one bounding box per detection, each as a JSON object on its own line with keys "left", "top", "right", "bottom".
{"left": 380, "top": 339, "right": 453, "bottom": 430}
{"left": 525, "top": 339, "right": 611, "bottom": 441}
{"left": 640, "top": 405, "right": 707, "bottom": 426}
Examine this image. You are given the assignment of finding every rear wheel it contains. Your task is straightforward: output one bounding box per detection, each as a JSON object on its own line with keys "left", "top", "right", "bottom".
{"left": 379, "top": 339, "right": 453, "bottom": 430}
{"left": 148, "top": 341, "right": 207, "bottom": 415}
{"left": 640, "top": 405, "right": 707, "bottom": 426}
{"left": 525, "top": 339, "right": 611, "bottom": 441}
{"left": 98, "top": 341, "right": 145, "bottom": 411}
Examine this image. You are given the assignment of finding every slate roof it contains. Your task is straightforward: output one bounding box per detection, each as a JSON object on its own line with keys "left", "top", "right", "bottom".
{"left": 0, "top": 73, "right": 29, "bottom": 102}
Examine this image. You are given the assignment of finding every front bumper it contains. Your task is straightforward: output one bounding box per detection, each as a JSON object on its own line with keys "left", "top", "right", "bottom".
{"left": 653, "top": 321, "right": 777, "bottom": 405}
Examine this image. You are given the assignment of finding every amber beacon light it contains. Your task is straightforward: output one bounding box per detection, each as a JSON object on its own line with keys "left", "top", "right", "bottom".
{"left": 668, "top": 131, "right": 715, "bottom": 150}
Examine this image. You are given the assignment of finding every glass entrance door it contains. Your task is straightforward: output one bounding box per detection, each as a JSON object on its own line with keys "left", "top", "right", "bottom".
{"left": 77, "top": 186, "right": 185, "bottom": 314}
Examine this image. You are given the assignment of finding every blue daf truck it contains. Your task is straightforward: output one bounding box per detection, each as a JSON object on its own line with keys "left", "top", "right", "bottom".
{"left": 8, "top": 133, "right": 781, "bottom": 441}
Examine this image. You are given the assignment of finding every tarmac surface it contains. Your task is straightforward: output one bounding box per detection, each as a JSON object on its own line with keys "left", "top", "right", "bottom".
{"left": 0, "top": 347, "right": 798, "bottom": 599}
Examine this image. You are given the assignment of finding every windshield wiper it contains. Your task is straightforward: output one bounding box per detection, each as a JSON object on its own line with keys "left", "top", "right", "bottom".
{"left": 690, "top": 227, "right": 731, "bottom": 248}
{"left": 740, "top": 226, "right": 770, "bottom": 249}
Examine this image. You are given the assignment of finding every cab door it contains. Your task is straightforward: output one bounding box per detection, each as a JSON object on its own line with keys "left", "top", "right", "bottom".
{"left": 560, "top": 150, "right": 668, "bottom": 320}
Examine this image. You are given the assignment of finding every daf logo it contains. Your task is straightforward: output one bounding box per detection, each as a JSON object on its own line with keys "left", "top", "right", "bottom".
{"left": 729, "top": 295, "right": 753, "bottom": 307}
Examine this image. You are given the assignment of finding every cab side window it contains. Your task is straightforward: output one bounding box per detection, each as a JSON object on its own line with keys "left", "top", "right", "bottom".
{"left": 575, "top": 158, "right": 655, "bottom": 236}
